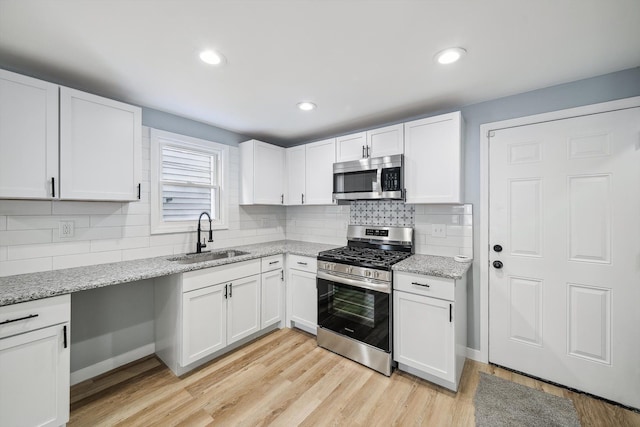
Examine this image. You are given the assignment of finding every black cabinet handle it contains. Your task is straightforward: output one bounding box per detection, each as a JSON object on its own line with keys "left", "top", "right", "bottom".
{"left": 137, "top": 183, "right": 141, "bottom": 200}
{"left": 362, "top": 145, "right": 365, "bottom": 158}
{"left": 0, "top": 313, "right": 38, "bottom": 325}
{"left": 51, "top": 177, "right": 55, "bottom": 198}
{"left": 224, "top": 284, "right": 228, "bottom": 299}
{"left": 449, "top": 304, "right": 453, "bottom": 323}
{"left": 297, "top": 261, "right": 307, "bottom": 266}
{"left": 269, "top": 260, "right": 279, "bottom": 265}
{"left": 63, "top": 325, "right": 68, "bottom": 349}
{"left": 281, "top": 270, "right": 284, "bottom": 281}
{"left": 411, "top": 281, "right": 430, "bottom": 288}
{"left": 301, "top": 193, "right": 304, "bottom": 204}
{"left": 366, "top": 146, "right": 370, "bottom": 157}
{"left": 281, "top": 194, "right": 284, "bottom": 204}
{"left": 229, "top": 283, "right": 232, "bottom": 298}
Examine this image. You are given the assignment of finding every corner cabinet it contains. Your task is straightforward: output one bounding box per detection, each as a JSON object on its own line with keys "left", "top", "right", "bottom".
{"left": 404, "top": 112, "right": 463, "bottom": 204}
{"left": 0, "top": 295, "right": 70, "bottom": 427}
{"left": 285, "top": 138, "right": 335, "bottom": 206}
{"left": 286, "top": 254, "right": 318, "bottom": 334}
{"left": 240, "top": 139, "right": 285, "bottom": 205}
{"left": 0, "top": 69, "right": 142, "bottom": 201}
{"left": 393, "top": 271, "right": 467, "bottom": 391}
{"left": 59, "top": 87, "right": 142, "bottom": 201}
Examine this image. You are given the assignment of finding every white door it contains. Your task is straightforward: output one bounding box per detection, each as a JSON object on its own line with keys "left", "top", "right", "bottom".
{"left": 261, "top": 269, "right": 283, "bottom": 328}
{"left": 367, "top": 124, "right": 404, "bottom": 158}
{"left": 305, "top": 138, "right": 336, "bottom": 205}
{"left": 227, "top": 275, "right": 261, "bottom": 345}
{"left": 489, "top": 107, "right": 640, "bottom": 409}
{"left": 181, "top": 284, "right": 226, "bottom": 365}
{"left": 0, "top": 69, "right": 59, "bottom": 199}
{"left": 336, "top": 131, "right": 366, "bottom": 162}
{"left": 285, "top": 145, "right": 305, "bottom": 205}
{"left": 0, "top": 324, "right": 70, "bottom": 427}
{"left": 59, "top": 87, "right": 141, "bottom": 201}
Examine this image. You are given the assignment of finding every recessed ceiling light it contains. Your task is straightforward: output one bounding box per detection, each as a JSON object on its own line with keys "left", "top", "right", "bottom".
{"left": 199, "top": 49, "right": 225, "bottom": 65}
{"left": 297, "top": 102, "right": 316, "bottom": 111}
{"left": 434, "top": 47, "right": 467, "bottom": 65}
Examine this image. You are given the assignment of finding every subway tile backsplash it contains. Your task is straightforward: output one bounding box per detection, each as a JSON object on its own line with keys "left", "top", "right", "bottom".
{"left": 0, "top": 128, "right": 472, "bottom": 277}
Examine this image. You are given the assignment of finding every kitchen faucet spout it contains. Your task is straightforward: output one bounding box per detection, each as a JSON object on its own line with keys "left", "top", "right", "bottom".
{"left": 196, "top": 212, "right": 214, "bottom": 253}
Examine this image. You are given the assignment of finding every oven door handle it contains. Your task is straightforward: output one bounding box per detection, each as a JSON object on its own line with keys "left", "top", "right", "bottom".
{"left": 317, "top": 271, "right": 391, "bottom": 294}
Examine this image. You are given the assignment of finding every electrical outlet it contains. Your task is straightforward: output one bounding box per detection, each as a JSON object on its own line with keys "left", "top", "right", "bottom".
{"left": 59, "top": 221, "right": 75, "bottom": 238}
{"left": 431, "top": 224, "right": 446, "bottom": 238}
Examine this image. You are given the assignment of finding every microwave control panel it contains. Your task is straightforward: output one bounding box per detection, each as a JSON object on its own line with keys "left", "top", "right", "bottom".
{"left": 381, "top": 167, "right": 402, "bottom": 191}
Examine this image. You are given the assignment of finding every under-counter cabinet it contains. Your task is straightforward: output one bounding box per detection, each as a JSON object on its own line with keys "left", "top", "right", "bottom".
{"left": 0, "top": 69, "right": 142, "bottom": 201}
{"left": 261, "top": 255, "right": 284, "bottom": 329}
{"left": 0, "top": 295, "right": 70, "bottom": 427}
{"left": 393, "top": 271, "right": 466, "bottom": 391}
{"left": 404, "top": 111, "right": 463, "bottom": 204}
{"left": 240, "top": 139, "right": 285, "bottom": 205}
{"left": 0, "top": 69, "right": 59, "bottom": 199}
{"left": 285, "top": 138, "right": 336, "bottom": 205}
{"left": 335, "top": 124, "right": 404, "bottom": 162}
{"left": 286, "top": 254, "right": 318, "bottom": 334}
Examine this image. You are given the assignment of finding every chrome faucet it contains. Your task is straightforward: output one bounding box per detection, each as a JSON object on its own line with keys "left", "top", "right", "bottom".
{"left": 196, "top": 212, "right": 214, "bottom": 253}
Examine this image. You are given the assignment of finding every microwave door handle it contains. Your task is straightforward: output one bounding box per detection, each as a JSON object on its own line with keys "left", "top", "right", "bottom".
{"left": 376, "top": 168, "right": 383, "bottom": 196}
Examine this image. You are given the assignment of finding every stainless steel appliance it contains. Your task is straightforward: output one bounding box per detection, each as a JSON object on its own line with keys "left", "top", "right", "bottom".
{"left": 316, "top": 225, "right": 413, "bottom": 376}
{"left": 333, "top": 155, "right": 404, "bottom": 201}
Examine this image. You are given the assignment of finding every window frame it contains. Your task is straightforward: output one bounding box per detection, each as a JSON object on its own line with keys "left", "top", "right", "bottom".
{"left": 150, "top": 128, "right": 229, "bottom": 235}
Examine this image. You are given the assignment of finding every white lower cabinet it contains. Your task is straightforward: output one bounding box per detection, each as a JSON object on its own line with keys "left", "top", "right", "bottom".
{"left": 286, "top": 254, "right": 318, "bottom": 335}
{"left": 393, "top": 271, "right": 466, "bottom": 391}
{"left": 0, "top": 295, "right": 70, "bottom": 427}
{"left": 226, "top": 275, "right": 261, "bottom": 344}
{"left": 261, "top": 255, "right": 284, "bottom": 329}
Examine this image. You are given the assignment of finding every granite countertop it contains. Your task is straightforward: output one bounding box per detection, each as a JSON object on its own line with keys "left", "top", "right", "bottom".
{"left": 0, "top": 240, "right": 340, "bottom": 307}
{"left": 392, "top": 254, "right": 472, "bottom": 279}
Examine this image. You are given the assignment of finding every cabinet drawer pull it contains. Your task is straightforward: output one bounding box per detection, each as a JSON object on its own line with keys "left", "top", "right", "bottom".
{"left": 411, "top": 281, "right": 430, "bottom": 288}
{"left": 0, "top": 313, "right": 39, "bottom": 325}
{"left": 269, "top": 260, "right": 279, "bottom": 265}
{"left": 297, "top": 262, "right": 308, "bottom": 266}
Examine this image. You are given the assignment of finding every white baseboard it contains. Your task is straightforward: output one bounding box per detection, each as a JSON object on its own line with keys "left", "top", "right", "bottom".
{"left": 466, "top": 346, "right": 486, "bottom": 363}
{"left": 70, "top": 343, "right": 156, "bottom": 386}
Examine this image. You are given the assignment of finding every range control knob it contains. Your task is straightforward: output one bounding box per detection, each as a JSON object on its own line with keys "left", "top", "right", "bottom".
{"left": 365, "top": 270, "right": 372, "bottom": 277}
{"left": 374, "top": 271, "right": 380, "bottom": 279}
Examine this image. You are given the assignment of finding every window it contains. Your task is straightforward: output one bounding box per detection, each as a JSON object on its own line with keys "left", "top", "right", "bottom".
{"left": 150, "top": 129, "right": 229, "bottom": 234}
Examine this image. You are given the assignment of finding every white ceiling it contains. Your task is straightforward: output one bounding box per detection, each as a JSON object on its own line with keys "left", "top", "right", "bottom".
{"left": 1, "top": 1, "right": 639, "bottom": 145}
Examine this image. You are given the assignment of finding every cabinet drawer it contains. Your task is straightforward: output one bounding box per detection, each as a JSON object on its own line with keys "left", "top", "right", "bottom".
{"left": 394, "top": 272, "right": 454, "bottom": 301}
{"left": 261, "top": 255, "right": 284, "bottom": 272}
{"left": 0, "top": 295, "right": 70, "bottom": 340}
{"left": 183, "top": 259, "right": 261, "bottom": 293}
{"left": 288, "top": 254, "right": 317, "bottom": 274}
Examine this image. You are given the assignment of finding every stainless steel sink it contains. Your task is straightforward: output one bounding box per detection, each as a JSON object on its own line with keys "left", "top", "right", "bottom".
{"left": 167, "top": 250, "right": 250, "bottom": 264}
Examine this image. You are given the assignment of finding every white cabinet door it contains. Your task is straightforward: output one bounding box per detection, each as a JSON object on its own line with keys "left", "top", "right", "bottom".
{"left": 336, "top": 131, "right": 367, "bottom": 162}
{"left": 287, "top": 268, "right": 317, "bottom": 334}
{"left": 304, "top": 138, "right": 336, "bottom": 205}
{"left": 0, "top": 324, "right": 70, "bottom": 427}
{"left": 227, "top": 274, "right": 261, "bottom": 345}
{"left": 59, "top": 87, "right": 141, "bottom": 201}
{"left": 285, "top": 145, "right": 305, "bottom": 205}
{"left": 367, "top": 124, "right": 404, "bottom": 158}
{"left": 394, "top": 290, "right": 454, "bottom": 383}
{"left": 0, "top": 69, "right": 59, "bottom": 199}
{"left": 240, "top": 139, "right": 285, "bottom": 205}
{"left": 404, "top": 112, "right": 463, "bottom": 204}
{"left": 261, "top": 269, "right": 283, "bottom": 328}
{"left": 181, "top": 284, "right": 227, "bottom": 366}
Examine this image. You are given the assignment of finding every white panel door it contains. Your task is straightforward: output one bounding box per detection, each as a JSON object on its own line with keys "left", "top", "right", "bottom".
{"left": 304, "top": 138, "right": 336, "bottom": 205}
{"left": 59, "top": 87, "right": 141, "bottom": 201}
{"left": 336, "top": 131, "right": 366, "bottom": 162}
{"left": 489, "top": 107, "right": 640, "bottom": 408}
{"left": 0, "top": 69, "right": 59, "bottom": 199}
{"left": 285, "top": 145, "right": 305, "bottom": 205}
{"left": 181, "top": 284, "right": 226, "bottom": 365}
{"left": 261, "top": 269, "right": 283, "bottom": 328}
{"left": 0, "top": 324, "right": 70, "bottom": 427}
{"left": 367, "top": 124, "right": 404, "bottom": 158}
{"left": 227, "top": 274, "right": 261, "bottom": 345}
{"left": 253, "top": 141, "right": 285, "bottom": 205}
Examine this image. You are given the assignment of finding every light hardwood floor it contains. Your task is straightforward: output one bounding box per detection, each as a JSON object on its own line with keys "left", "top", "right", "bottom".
{"left": 70, "top": 328, "right": 640, "bottom": 426}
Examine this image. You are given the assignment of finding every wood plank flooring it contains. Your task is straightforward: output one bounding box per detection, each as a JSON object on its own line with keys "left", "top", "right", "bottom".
{"left": 69, "top": 328, "right": 640, "bottom": 426}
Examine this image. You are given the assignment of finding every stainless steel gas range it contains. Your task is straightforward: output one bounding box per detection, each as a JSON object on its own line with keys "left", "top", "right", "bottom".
{"left": 316, "top": 225, "right": 413, "bottom": 376}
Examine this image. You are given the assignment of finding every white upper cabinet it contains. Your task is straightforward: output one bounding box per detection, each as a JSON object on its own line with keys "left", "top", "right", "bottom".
{"left": 304, "top": 138, "right": 335, "bottom": 205}
{"left": 59, "top": 87, "right": 142, "bottom": 201}
{"left": 335, "top": 124, "right": 404, "bottom": 162}
{"left": 404, "top": 112, "right": 463, "bottom": 204}
{"left": 285, "top": 145, "right": 305, "bottom": 205}
{"left": 240, "top": 139, "right": 285, "bottom": 205}
{"left": 0, "top": 69, "right": 59, "bottom": 199}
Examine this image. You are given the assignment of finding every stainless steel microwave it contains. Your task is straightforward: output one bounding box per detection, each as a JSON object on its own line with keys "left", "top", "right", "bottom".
{"left": 333, "top": 154, "right": 404, "bottom": 201}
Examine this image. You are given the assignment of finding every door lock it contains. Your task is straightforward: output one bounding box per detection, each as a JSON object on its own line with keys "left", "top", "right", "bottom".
{"left": 493, "top": 244, "right": 503, "bottom": 252}
{"left": 493, "top": 260, "right": 504, "bottom": 269}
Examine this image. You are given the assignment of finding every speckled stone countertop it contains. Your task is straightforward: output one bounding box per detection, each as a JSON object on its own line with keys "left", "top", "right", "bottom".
{"left": 392, "top": 254, "right": 472, "bottom": 279}
{"left": 0, "top": 240, "right": 339, "bottom": 307}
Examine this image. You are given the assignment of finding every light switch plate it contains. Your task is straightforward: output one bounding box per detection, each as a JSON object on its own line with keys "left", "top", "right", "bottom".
{"left": 431, "top": 224, "right": 446, "bottom": 238}
{"left": 59, "top": 221, "right": 75, "bottom": 238}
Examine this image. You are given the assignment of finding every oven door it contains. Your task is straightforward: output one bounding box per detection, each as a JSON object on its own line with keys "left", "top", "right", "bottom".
{"left": 317, "top": 274, "right": 391, "bottom": 352}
